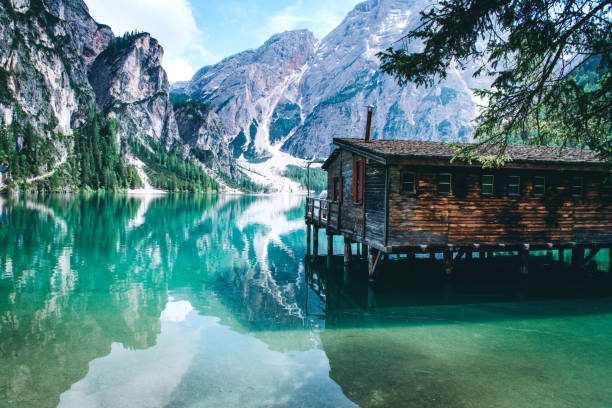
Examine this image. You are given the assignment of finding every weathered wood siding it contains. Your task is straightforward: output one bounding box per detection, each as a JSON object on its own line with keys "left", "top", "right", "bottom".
{"left": 364, "top": 160, "right": 386, "bottom": 244}
{"left": 326, "top": 150, "right": 365, "bottom": 236}
{"left": 388, "top": 164, "right": 612, "bottom": 247}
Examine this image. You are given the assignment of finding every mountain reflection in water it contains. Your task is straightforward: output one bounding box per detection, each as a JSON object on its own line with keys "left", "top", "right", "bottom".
{"left": 0, "top": 194, "right": 611, "bottom": 408}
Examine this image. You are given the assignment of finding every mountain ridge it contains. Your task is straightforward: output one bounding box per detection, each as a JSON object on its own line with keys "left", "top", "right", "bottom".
{"left": 0, "top": 0, "right": 224, "bottom": 192}
{"left": 174, "top": 0, "right": 489, "bottom": 165}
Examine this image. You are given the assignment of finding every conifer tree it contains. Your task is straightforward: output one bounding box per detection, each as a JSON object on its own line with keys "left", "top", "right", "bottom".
{"left": 379, "top": 0, "right": 612, "bottom": 164}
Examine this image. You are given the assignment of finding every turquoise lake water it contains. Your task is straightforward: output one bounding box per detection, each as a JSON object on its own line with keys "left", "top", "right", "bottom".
{"left": 0, "top": 194, "right": 611, "bottom": 408}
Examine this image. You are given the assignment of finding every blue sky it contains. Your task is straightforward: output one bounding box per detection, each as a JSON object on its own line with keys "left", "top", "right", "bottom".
{"left": 86, "top": 0, "right": 362, "bottom": 83}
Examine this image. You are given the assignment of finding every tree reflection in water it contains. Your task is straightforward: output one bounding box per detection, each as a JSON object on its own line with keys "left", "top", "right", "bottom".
{"left": 0, "top": 194, "right": 611, "bottom": 408}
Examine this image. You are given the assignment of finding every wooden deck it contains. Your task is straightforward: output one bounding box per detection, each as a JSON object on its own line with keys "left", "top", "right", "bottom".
{"left": 305, "top": 196, "right": 612, "bottom": 282}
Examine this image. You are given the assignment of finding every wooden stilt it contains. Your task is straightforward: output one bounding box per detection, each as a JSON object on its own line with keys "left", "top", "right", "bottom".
{"left": 367, "top": 285, "right": 377, "bottom": 311}
{"left": 408, "top": 252, "right": 416, "bottom": 262}
{"left": 306, "top": 224, "right": 311, "bottom": 256}
{"left": 368, "top": 247, "right": 382, "bottom": 282}
{"left": 572, "top": 247, "right": 585, "bottom": 268}
{"left": 429, "top": 252, "right": 435, "bottom": 260}
{"left": 313, "top": 227, "right": 319, "bottom": 256}
{"left": 343, "top": 265, "right": 350, "bottom": 287}
{"left": 361, "top": 243, "right": 367, "bottom": 259}
{"left": 464, "top": 250, "right": 474, "bottom": 279}
{"left": 465, "top": 251, "right": 473, "bottom": 268}
{"left": 519, "top": 249, "right": 529, "bottom": 275}
{"left": 343, "top": 238, "right": 352, "bottom": 266}
{"left": 327, "top": 234, "right": 334, "bottom": 256}
{"left": 443, "top": 250, "right": 453, "bottom": 276}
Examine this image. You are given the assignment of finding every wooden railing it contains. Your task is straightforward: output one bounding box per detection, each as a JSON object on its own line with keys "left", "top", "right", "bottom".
{"left": 306, "top": 197, "right": 340, "bottom": 229}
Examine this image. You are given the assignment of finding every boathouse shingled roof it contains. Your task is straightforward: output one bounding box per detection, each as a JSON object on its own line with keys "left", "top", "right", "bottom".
{"left": 328, "top": 138, "right": 603, "bottom": 166}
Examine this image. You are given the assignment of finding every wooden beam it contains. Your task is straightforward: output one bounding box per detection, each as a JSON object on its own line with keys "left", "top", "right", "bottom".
{"left": 454, "top": 249, "right": 465, "bottom": 260}
{"left": 383, "top": 165, "right": 390, "bottom": 247}
{"left": 572, "top": 247, "right": 585, "bottom": 268}
{"left": 368, "top": 247, "right": 382, "bottom": 282}
{"left": 327, "top": 233, "right": 334, "bottom": 256}
{"left": 519, "top": 249, "right": 529, "bottom": 275}
{"left": 306, "top": 224, "right": 311, "bottom": 256}
{"left": 313, "top": 227, "right": 319, "bottom": 256}
{"left": 344, "top": 238, "right": 352, "bottom": 266}
{"left": 443, "top": 250, "right": 453, "bottom": 276}
{"left": 582, "top": 247, "right": 601, "bottom": 265}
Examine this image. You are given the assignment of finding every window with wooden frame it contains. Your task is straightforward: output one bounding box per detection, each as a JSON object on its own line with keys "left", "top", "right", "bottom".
{"left": 507, "top": 175, "right": 521, "bottom": 196}
{"left": 438, "top": 173, "right": 452, "bottom": 195}
{"left": 401, "top": 171, "right": 416, "bottom": 194}
{"left": 353, "top": 160, "right": 365, "bottom": 204}
{"left": 571, "top": 176, "right": 584, "bottom": 197}
{"left": 481, "top": 174, "right": 494, "bottom": 195}
{"left": 533, "top": 176, "right": 546, "bottom": 196}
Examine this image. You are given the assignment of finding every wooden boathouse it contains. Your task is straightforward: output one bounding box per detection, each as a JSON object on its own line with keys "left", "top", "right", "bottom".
{"left": 305, "top": 136, "right": 612, "bottom": 281}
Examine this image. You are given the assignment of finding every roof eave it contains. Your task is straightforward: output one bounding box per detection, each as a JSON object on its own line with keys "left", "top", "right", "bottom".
{"left": 333, "top": 138, "right": 387, "bottom": 164}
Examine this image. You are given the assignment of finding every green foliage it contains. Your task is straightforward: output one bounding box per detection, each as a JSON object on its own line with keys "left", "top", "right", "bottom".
{"left": 172, "top": 98, "right": 212, "bottom": 120}
{"left": 104, "top": 30, "right": 145, "bottom": 57}
{"left": 230, "top": 130, "right": 247, "bottom": 158}
{"left": 0, "top": 68, "right": 12, "bottom": 103}
{"left": 282, "top": 165, "right": 326, "bottom": 193}
{"left": 217, "top": 171, "right": 269, "bottom": 194}
{"left": 73, "top": 109, "right": 134, "bottom": 191}
{"left": 269, "top": 117, "right": 300, "bottom": 144}
{"left": 190, "top": 147, "right": 213, "bottom": 165}
{"left": 130, "top": 140, "right": 218, "bottom": 192}
{"left": 318, "top": 85, "right": 361, "bottom": 108}
{"left": 0, "top": 120, "right": 57, "bottom": 183}
{"left": 379, "top": 0, "right": 612, "bottom": 165}
{"left": 215, "top": 96, "right": 234, "bottom": 113}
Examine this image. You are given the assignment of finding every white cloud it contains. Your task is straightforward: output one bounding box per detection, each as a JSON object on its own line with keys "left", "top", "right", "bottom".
{"left": 164, "top": 58, "right": 195, "bottom": 83}
{"left": 86, "top": 0, "right": 217, "bottom": 82}
{"left": 256, "top": 0, "right": 359, "bottom": 42}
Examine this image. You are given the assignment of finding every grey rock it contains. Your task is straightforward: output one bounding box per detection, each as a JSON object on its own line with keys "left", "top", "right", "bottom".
{"left": 88, "top": 32, "right": 179, "bottom": 146}
{"left": 175, "top": 29, "right": 317, "bottom": 160}
{"left": 178, "top": 0, "right": 490, "bottom": 162}
{"left": 0, "top": 0, "right": 184, "bottom": 182}
{"left": 174, "top": 102, "right": 236, "bottom": 179}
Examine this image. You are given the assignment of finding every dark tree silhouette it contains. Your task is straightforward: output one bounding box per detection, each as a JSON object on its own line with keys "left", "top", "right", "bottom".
{"left": 379, "top": 0, "right": 612, "bottom": 165}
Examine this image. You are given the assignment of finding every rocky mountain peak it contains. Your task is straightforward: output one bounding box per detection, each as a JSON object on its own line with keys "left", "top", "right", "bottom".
{"left": 89, "top": 32, "right": 167, "bottom": 108}
{"left": 174, "top": 0, "right": 486, "bottom": 164}
{"left": 87, "top": 31, "right": 179, "bottom": 146}
{"left": 281, "top": 0, "right": 481, "bottom": 159}
{"left": 173, "top": 29, "right": 318, "bottom": 161}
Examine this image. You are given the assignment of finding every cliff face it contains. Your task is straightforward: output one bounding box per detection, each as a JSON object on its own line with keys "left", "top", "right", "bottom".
{"left": 173, "top": 101, "right": 236, "bottom": 179}
{"left": 176, "top": 0, "right": 490, "bottom": 162}
{"left": 282, "top": 0, "right": 482, "bottom": 159}
{"left": 0, "top": 0, "right": 198, "bottom": 188}
{"left": 88, "top": 33, "right": 180, "bottom": 146}
{"left": 0, "top": 0, "right": 108, "bottom": 135}
{"left": 173, "top": 30, "right": 318, "bottom": 160}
